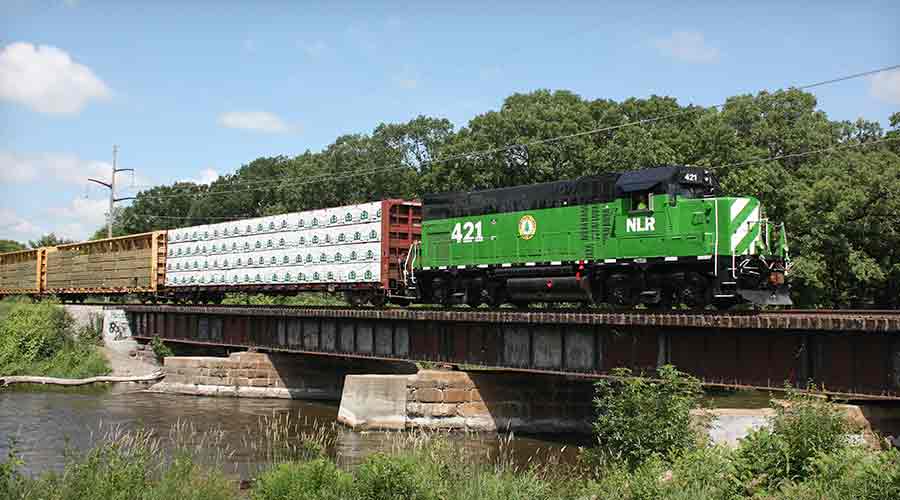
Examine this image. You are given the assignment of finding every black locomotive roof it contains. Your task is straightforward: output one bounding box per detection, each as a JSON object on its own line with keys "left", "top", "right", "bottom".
{"left": 423, "top": 174, "right": 618, "bottom": 219}
{"left": 615, "top": 166, "right": 718, "bottom": 194}
{"left": 422, "top": 166, "right": 719, "bottom": 219}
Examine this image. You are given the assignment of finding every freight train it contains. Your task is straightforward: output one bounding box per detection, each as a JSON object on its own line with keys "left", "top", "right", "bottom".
{"left": 0, "top": 166, "right": 791, "bottom": 308}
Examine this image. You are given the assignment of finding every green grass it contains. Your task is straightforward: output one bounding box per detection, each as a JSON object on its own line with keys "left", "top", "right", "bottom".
{"left": 0, "top": 302, "right": 110, "bottom": 379}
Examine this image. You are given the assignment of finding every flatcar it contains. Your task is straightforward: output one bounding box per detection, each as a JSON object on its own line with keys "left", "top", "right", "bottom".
{"left": 163, "top": 199, "right": 420, "bottom": 305}
{"left": 411, "top": 166, "right": 790, "bottom": 308}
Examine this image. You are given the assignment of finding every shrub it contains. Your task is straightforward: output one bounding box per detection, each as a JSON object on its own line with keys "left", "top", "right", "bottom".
{"left": 353, "top": 453, "right": 434, "bottom": 500}
{"left": 579, "top": 446, "right": 740, "bottom": 500}
{"left": 252, "top": 459, "right": 352, "bottom": 500}
{"left": 588, "top": 365, "right": 708, "bottom": 468}
{"left": 0, "top": 303, "right": 72, "bottom": 368}
{"left": 0, "top": 303, "right": 109, "bottom": 378}
{"left": 775, "top": 446, "right": 900, "bottom": 500}
{"left": 76, "top": 314, "right": 104, "bottom": 346}
{"left": 732, "top": 390, "right": 852, "bottom": 493}
{"left": 1, "top": 443, "right": 24, "bottom": 500}
{"left": 150, "top": 336, "right": 174, "bottom": 362}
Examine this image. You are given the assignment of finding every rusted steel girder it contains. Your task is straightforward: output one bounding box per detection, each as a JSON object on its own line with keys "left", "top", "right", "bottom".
{"left": 116, "top": 305, "right": 900, "bottom": 332}
{"left": 120, "top": 305, "right": 900, "bottom": 400}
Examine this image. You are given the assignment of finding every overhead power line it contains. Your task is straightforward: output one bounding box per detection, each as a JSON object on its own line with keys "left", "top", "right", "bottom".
{"left": 711, "top": 136, "right": 900, "bottom": 170}
{"left": 118, "top": 63, "right": 900, "bottom": 205}
{"left": 126, "top": 136, "right": 900, "bottom": 223}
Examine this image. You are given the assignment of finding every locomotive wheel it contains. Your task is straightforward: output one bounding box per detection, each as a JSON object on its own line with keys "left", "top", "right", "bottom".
{"left": 606, "top": 274, "right": 634, "bottom": 306}
{"left": 465, "top": 288, "right": 482, "bottom": 308}
{"left": 369, "top": 294, "right": 386, "bottom": 307}
{"left": 485, "top": 287, "right": 506, "bottom": 308}
{"left": 676, "top": 272, "right": 710, "bottom": 308}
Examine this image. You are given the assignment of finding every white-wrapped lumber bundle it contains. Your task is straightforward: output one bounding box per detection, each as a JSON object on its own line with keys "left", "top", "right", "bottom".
{"left": 165, "top": 202, "right": 384, "bottom": 287}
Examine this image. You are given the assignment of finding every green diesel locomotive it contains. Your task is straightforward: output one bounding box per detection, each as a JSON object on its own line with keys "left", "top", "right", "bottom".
{"left": 412, "top": 166, "right": 790, "bottom": 308}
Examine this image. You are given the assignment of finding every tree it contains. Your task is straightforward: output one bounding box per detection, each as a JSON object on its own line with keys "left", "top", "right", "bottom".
{"left": 0, "top": 240, "right": 25, "bottom": 253}
{"left": 28, "top": 234, "right": 74, "bottom": 249}
{"left": 786, "top": 150, "right": 900, "bottom": 307}
{"left": 118, "top": 182, "right": 208, "bottom": 234}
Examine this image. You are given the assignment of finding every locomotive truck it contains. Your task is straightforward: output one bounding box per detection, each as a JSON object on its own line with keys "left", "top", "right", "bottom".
{"left": 0, "top": 166, "right": 790, "bottom": 308}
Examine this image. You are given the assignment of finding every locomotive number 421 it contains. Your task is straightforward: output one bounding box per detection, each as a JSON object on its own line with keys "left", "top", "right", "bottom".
{"left": 451, "top": 221, "right": 484, "bottom": 243}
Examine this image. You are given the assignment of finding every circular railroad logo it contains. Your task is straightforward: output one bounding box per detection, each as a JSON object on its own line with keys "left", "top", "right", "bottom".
{"left": 518, "top": 215, "right": 537, "bottom": 240}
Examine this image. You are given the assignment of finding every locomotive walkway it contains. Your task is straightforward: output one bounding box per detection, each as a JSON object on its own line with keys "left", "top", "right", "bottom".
{"left": 119, "top": 305, "right": 900, "bottom": 400}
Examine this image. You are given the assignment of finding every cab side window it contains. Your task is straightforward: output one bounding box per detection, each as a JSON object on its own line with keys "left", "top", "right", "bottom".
{"left": 630, "top": 192, "right": 651, "bottom": 212}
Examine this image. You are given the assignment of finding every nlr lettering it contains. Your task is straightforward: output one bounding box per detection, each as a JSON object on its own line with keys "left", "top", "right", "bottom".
{"left": 626, "top": 217, "right": 656, "bottom": 232}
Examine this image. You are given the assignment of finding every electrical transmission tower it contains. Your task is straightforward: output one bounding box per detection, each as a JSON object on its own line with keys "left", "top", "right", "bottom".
{"left": 88, "top": 145, "right": 135, "bottom": 239}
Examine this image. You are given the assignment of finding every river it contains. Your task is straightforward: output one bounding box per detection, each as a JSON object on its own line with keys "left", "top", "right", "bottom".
{"left": 0, "top": 388, "right": 588, "bottom": 480}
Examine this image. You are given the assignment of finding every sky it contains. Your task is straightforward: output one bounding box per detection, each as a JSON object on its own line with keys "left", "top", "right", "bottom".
{"left": 1, "top": 0, "right": 898, "bottom": 243}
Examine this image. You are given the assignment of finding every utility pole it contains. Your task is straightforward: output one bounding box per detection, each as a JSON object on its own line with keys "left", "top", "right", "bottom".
{"left": 88, "top": 145, "right": 135, "bottom": 239}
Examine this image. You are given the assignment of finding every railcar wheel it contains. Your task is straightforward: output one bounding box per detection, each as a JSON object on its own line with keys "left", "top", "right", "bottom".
{"left": 344, "top": 291, "right": 366, "bottom": 307}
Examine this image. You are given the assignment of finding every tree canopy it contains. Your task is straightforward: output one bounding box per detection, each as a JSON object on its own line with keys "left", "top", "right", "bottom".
{"left": 28, "top": 234, "right": 75, "bottom": 249}
{"left": 0, "top": 240, "right": 25, "bottom": 253}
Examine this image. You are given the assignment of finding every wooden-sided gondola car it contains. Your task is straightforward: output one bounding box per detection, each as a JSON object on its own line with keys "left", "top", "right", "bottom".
{"left": 44, "top": 231, "right": 168, "bottom": 301}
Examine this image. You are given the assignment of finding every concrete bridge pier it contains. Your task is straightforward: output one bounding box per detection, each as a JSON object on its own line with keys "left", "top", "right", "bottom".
{"left": 338, "top": 370, "right": 595, "bottom": 433}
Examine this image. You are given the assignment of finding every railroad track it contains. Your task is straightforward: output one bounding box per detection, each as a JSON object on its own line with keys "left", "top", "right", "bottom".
{"left": 78, "top": 302, "right": 900, "bottom": 317}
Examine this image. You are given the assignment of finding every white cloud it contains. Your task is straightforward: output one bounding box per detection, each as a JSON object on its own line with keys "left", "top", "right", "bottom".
{"left": 219, "top": 111, "right": 293, "bottom": 133}
{"left": 0, "top": 42, "right": 110, "bottom": 114}
{"left": 0, "top": 208, "right": 42, "bottom": 241}
{"left": 47, "top": 197, "right": 108, "bottom": 232}
{"left": 654, "top": 31, "right": 720, "bottom": 64}
{"left": 0, "top": 198, "right": 110, "bottom": 242}
{"left": 870, "top": 69, "right": 900, "bottom": 105}
{"left": 301, "top": 40, "right": 327, "bottom": 58}
{"left": 0, "top": 151, "right": 109, "bottom": 185}
{"left": 0, "top": 150, "right": 146, "bottom": 188}
{"left": 181, "top": 167, "right": 220, "bottom": 185}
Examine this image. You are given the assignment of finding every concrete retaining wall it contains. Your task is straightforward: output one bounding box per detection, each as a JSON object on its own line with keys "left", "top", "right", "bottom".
{"left": 153, "top": 352, "right": 346, "bottom": 399}
{"left": 152, "top": 352, "right": 415, "bottom": 400}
